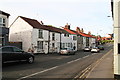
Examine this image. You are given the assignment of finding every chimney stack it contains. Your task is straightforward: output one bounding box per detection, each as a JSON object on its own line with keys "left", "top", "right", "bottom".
{"left": 81, "top": 28, "right": 84, "bottom": 33}
{"left": 64, "top": 23, "right": 70, "bottom": 29}
{"left": 40, "top": 21, "right": 44, "bottom": 25}
{"left": 88, "top": 31, "right": 91, "bottom": 35}
{"left": 76, "top": 27, "right": 81, "bottom": 33}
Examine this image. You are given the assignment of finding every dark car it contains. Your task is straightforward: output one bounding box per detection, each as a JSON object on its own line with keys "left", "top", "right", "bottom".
{"left": 0, "top": 46, "right": 34, "bottom": 64}
{"left": 98, "top": 45, "right": 104, "bottom": 50}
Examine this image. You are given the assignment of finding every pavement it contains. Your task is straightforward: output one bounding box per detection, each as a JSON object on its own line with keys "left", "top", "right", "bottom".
{"left": 85, "top": 49, "right": 114, "bottom": 80}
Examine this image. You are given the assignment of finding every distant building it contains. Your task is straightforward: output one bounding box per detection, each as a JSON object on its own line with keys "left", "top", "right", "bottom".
{"left": 63, "top": 24, "right": 78, "bottom": 51}
{"left": 0, "top": 10, "right": 10, "bottom": 46}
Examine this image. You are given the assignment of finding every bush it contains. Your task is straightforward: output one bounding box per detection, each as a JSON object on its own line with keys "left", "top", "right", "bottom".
{"left": 100, "top": 40, "right": 114, "bottom": 44}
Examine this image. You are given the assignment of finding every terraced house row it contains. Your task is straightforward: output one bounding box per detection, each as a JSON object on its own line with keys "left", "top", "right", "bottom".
{"left": 9, "top": 16, "right": 96, "bottom": 54}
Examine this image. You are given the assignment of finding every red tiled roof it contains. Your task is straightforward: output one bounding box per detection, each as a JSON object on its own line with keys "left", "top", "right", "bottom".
{"left": 64, "top": 28, "right": 77, "bottom": 35}
{"left": 77, "top": 31, "right": 96, "bottom": 38}
{"left": 78, "top": 32, "right": 90, "bottom": 37}
{"left": 64, "top": 27, "right": 96, "bottom": 38}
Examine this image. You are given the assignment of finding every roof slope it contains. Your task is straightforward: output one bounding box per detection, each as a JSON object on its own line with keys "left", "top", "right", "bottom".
{"left": 0, "top": 10, "right": 10, "bottom": 18}
{"left": 20, "top": 16, "right": 69, "bottom": 34}
{"left": 64, "top": 28, "right": 77, "bottom": 35}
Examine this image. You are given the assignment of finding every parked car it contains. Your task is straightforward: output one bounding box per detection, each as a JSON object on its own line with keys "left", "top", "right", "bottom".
{"left": 83, "top": 46, "right": 91, "bottom": 52}
{"left": 91, "top": 47, "right": 100, "bottom": 53}
{"left": 60, "top": 48, "right": 75, "bottom": 55}
{"left": 98, "top": 45, "right": 104, "bottom": 50}
{"left": 0, "top": 46, "right": 34, "bottom": 64}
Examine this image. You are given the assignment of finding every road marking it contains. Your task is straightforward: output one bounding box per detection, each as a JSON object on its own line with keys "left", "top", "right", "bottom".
{"left": 67, "top": 55, "right": 91, "bottom": 64}
{"left": 83, "top": 55, "right": 89, "bottom": 58}
{"left": 67, "top": 58, "right": 82, "bottom": 64}
{"left": 17, "top": 54, "right": 93, "bottom": 80}
{"left": 74, "top": 58, "right": 81, "bottom": 61}
{"left": 75, "top": 49, "right": 113, "bottom": 79}
{"left": 85, "top": 49, "right": 113, "bottom": 78}
{"left": 91, "top": 53, "right": 96, "bottom": 55}
{"left": 17, "top": 66, "right": 58, "bottom": 80}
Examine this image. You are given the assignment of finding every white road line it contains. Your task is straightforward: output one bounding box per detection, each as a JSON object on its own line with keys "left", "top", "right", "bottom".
{"left": 83, "top": 55, "right": 89, "bottom": 58}
{"left": 67, "top": 58, "right": 82, "bottom": 64}
{"left": 92, "top": 53, "right": 96, "bottom": 55}
{"left": 85, "top": 49, "right": 113, "bottom": 78}
{"left": 67, "top": 60, "right": 76, "bottom": 64}
{"left": 67, "top": 55, "right": 90, "bottom": 64}
{"left": 17, "top": 54, "right": 92, "bottom": 80}
{"left": 74, "top": 58, "right": 81, "bottom": 61}
{"left": 17, "top": 66, "right": 58, "bottom": 80}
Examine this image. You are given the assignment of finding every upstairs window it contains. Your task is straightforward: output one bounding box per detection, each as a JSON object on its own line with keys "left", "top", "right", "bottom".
{"left": 3, "top": 18, "right": 5, "bottom": 26}
{"left": 73, "top": 36, "right": 77, "bottom": 40}
{"left": 0, "top": 18, "right": 6, "bottom": 27}
{"left": 38, "top": 29, "right": 43, "bottom": 38}
{"left": 64, "top": 34, "right": 69, "bottom": 37}
{"left": 0, "top": 18, "right": 2, "bottom": 23}
{"left": 52, "top": 33, "right": 55, "bottom": 40}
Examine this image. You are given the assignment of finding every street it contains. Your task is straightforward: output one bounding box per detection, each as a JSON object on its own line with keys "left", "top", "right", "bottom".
{"left": 2, "top": 43, "right": 113, "bottom": 80}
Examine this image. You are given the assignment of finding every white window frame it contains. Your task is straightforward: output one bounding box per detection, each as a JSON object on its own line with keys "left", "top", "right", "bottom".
{"left": 73, "top": 36, "right": 77, "bottom": 40}
{"left": 52, "top": 43, "right": 55, "bottom": 48}
{"left": 0, "top": 18, "right": 6, "bottom": 27}
{"left": 52, "top": 33, "right": 55, "bottom": 41}
{"left": 38, "top": 29, "right": 43, "bottom": 38}
{"left": 37, "top": 41, "right": 43, "bottom": 49}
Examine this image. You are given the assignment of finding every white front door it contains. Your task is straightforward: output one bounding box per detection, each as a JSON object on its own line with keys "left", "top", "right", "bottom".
{"left": 44, "top": 42, "right": 48, "bottom": 54}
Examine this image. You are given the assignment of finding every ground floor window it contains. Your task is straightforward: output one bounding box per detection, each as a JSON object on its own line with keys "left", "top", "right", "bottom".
{"left": 61, "top": 43, "right": 65, "bottom": 48}
{"left": 0, "top": 36, "right": 4, "bottom": 46}
{"left": 52, "top": 43, "right": 55, "bottom": 48}
{"left": 37, "top": 41, "right": 43, "bottom": 49}
{"left": 61, "top": 43, "right": 73, "bottom": 49}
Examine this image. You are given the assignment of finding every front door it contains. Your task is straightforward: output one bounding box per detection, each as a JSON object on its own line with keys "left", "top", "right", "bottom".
{"left": 37, "top": 41, "right": 43, "bottom": 53}
{"left": 44, "top": 42, "right": 48, "bottom": 54}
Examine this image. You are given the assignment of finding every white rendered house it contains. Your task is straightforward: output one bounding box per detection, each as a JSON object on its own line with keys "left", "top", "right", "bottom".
{"left": 9, "top": 16, "right": 62, "bottom": 54}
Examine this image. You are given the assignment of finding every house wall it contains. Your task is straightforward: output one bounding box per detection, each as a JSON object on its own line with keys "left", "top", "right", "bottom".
{"left": 61, "top": 34, "right": 77, "bottom": 51}
{"left": 31, "top": 28, "right": 49, "bottom": 54}
{"left": 83, "top": 37, "right": 86, "bottom": 48}
{"left": 77, "top": 35, "right": 83, "bottom": 50}
{"left": 9, "top": 17, "right": 33, "bottom": 52}
{"left": 114, "top": 0, "right": 120, "bottom": 76}
{"left": 0, "top": 13, "right": 9, "bottom": 28}
{"left": 0, "top": 13, "right": 9, "bottom": 46}
{"left": 49, "top": 32, "right": 60, "bottom": 53}
{"left": 89, "top": 38, "right": 96, "bottom": 48}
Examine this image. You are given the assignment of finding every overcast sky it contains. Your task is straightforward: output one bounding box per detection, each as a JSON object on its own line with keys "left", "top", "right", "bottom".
{"left": 1, "top": 0, "right": 113, "bottom": 37}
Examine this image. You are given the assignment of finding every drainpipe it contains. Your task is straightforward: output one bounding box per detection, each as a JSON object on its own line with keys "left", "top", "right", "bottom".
{"left": 60, "top": 33, "right": 61, "bottom": 52}
{"left": 48, "top": 30, "right": 50, "bottom": 54}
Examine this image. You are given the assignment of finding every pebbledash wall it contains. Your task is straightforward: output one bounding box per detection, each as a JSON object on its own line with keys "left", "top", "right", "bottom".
{"left": 9, "top": 16, "right": 33, "bottom": 52}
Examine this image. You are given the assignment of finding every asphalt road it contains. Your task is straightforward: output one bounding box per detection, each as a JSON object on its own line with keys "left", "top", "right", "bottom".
{"left": 2, "top": 43, "right": 113, "bottom": 80}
